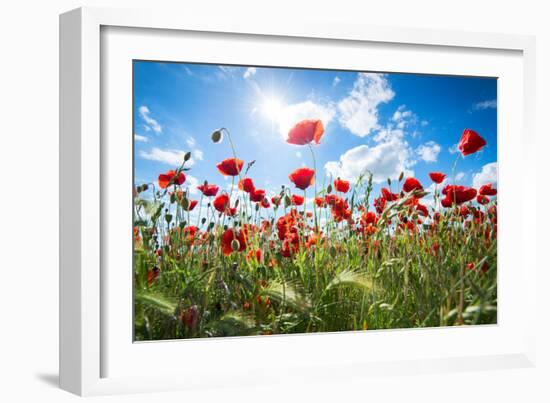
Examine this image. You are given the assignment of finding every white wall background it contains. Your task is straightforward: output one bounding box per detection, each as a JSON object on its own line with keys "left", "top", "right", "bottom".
{"left": 0, "top": 1, "right": 548, "bottom": 401}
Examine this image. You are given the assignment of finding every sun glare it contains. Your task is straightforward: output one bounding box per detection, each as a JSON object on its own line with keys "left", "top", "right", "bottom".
{"left": 260, "top": 97, "right": 283, "bottom": 121}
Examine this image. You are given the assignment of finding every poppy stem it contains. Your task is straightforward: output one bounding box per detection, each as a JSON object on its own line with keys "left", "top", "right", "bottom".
{"left": 307, "top": 144, "right": 319, "bottom": 233}
{"left": 196, "top": 193, "right": 203, "bottom": 228}
{"left": 221, "top": 127, "right": 245, "bottom": 228}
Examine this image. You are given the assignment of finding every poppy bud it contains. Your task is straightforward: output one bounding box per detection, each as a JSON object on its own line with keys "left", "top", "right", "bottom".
{"left": 136, "top": 185, "right": 143, "bottom": 193}
{"left": 284, "top": 195, "right": 291, "bottom": 208}
{"left": 211, "top": 129, "right": 223, "bottom": 143}
{"left": 181, "top": 197, "right": 189, "bottom": 210}
{"left": 387, "top": 178, "right": 392, "bottom": 187}
{"left": 327, "top": 184, "right": 333, "bottom": 194}
{"left": 170, "top": 193, "right": 176, "bottom": 204}
{"left": 231, "top": 239, "right": 240, "bottom": 251}
{"left": 184, "top": 151, "right": 191, "bottom": 162}
{"left": 398, "top": 172, "right": 404, "bottom": 182}
{"left": 165, "top": 213, "right": 172, "bottom": 224}
{"left": 201, "top": 217, "right": 206, "bottom": 225}
{"left": 142, "top": 184, "right": 149, "bottom": 192}
{"left": 255, "top": 203, "right": 260, "bottom": 211}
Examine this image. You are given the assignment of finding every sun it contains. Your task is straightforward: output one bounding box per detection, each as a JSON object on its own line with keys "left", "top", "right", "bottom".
{"left": 260, "top": 96, "right": 283, "bottom": 121}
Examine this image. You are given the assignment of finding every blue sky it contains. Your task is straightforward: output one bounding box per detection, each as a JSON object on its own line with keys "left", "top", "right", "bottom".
{"left": 134, "top": 61, "right": 497, "bottom": 207}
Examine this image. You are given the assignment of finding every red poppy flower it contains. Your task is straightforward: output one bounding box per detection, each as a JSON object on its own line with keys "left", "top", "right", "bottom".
{"left": 429, "top": 172, "right": 446, "bottom": 184}
{"left": 459, "top": 205, "right": 471, "bottom": 217}
{"left": 416, "top": 204, "right": 429, "bottom": 217}
{"left": 220, "top": 228, "right": 247, "bottom": 256}
{"left": 403, "top": 177, "right": 424, "bottom": 193}
{"left": 183, "top": 199, "right": 198, "bottom": 211}
{"left": 213, "top": 193, "right": 230, "bottom": 213}
{"left": 197, "top": 184, "right": 219, "bottom": 197}
{"left": 325, "top": 194, "right": 338, "bottom": 206}
{"left": 147, "top": 266, "right": 160, "bottom": 286}
{"left": 334, "top": 178, "right": 350, "bottom": 193}
{"left": 281, "top": 239, "right": 294, "bottom": 257}
{"left": 158, "top": 170, "right": 185, "bottom": 189}
{"left": 260, "top": 198, "right": 270, "bottom": 209}
{"left": 216, "top": 157, "right": 244, "bottom": 176}
{"left": 246, "top": 248, "right": 263, "bottom": 262}
{"left": 288, "top": 167, "right": 315, "bottom": 190}
{"left": 477, "top": 195, "right": 490, "bottom": 205}
{"left": 479, "top": 183, "right": 497, "bottom": 196}
{"left": 238, "top": 177, "right": 255, "bottom": 193}
{"left": 361, "top": 211, "right": 377, "bottom": 225}
{"left": 181, "top": 305, "right": 200, "bottom": 329}
{"left": 458, "top": 129, "right": 487, "bottom": 156}
{"left": 315, "top": 196, "right": 327, "bottom": 208}
{"left": 226, "top": 206, "right": 237, "bottom": 217}
{"left": 374, "top": 196, "right": 386, "bottom": 214}
{"left": 250, "top": 188, "right": 266, "bottom": 203}
{"left": 184, "top": 226, "right": 198, "bottom": 237}
{"left": 441, "top": 197, "right": 453, "bottom": 208}
{"left": 381, "top": 187, "right": 399, "bottom": 202}
{"left": 286, "top": 119, "right": 324, "bottom": 145}
{"left": 271, "top": 196, "right": 281, "bottom": 206}
{"left": 291, "top": 194, "right": 304, "bottom": 206}
{"left": 441, "top": 185, "right": 477, "bottom": 205}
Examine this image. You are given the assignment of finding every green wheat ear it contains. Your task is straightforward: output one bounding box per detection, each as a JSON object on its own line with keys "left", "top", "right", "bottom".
{"left": 135, "top": 290, "right": 178, "bottom": 316}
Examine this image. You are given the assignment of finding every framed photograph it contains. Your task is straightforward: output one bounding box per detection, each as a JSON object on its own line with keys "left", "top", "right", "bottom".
{"left": 60, "top": 6, "right": 537, "bottom": 396}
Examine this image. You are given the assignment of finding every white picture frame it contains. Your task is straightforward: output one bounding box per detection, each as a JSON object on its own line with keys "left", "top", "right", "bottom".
{"left": 60, "top": 6, "right": 537, "bottom": 396}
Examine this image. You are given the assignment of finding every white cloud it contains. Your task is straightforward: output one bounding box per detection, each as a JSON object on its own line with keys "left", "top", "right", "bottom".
{"left": 391, "top": 105, "right": 417, "bottom": 130}
{"left": 455, "top": 172, "right": 466, "bottom": 181}
{"left": 416, "top": 141, "right": 441, "bottom": 163}
{"left": 139, "top": 147, "right": 197, "bottom": 167}
{"left": 337, "top": 73, "right": 395, "bottom": 137}
{"left": 138, "top": 106, "right": 162, "bottom": 133}
{"left": 193, "top": 149, "right": 204, "bottom": 161}
{"left": 185, "top": 175, "right": 200, "bottom": 195}
{"left": 277, "top": 100, "right": 336, "bottom": 139}
{"left": 324, "top": 137, "right": 414, "bottom": 184}
{"left": 472, "top": 162, "right": 498, "bottom": 189}
{"left": 372, "top": 126, "right": 405, "bottom": 143}
{"left": 186, "top": 136, "right": 196, "bottom": 147}
{"left": 421, "top": 120, "right": 429, "bottom": 127}
{"left": 392, "top": 106, "right": 412, "bottom": 122}
{"left": 134, "top": 134, "right": 148, "bottom": 142}
{"left": 332, "top": 76, "right": 341, "bottom": 87}
{"left": 243, "top": 67, "right": 257, "bottom": 79}
{"left": 473, "top": 99, "right": 497, "bottom": 111}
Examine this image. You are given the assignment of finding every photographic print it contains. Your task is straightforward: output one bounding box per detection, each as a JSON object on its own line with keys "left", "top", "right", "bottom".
{"left": 133, "top": 61, "right": 497, "bottom": 341}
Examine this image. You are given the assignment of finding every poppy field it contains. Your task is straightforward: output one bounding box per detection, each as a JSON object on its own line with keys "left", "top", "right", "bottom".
{"left": 133, "top": 114, "right": 497, "bottom": 340}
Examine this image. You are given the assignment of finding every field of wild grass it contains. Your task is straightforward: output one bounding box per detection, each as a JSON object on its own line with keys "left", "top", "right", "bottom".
{"left": 133, "top": 120, "right": 497, "bottom": 340}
